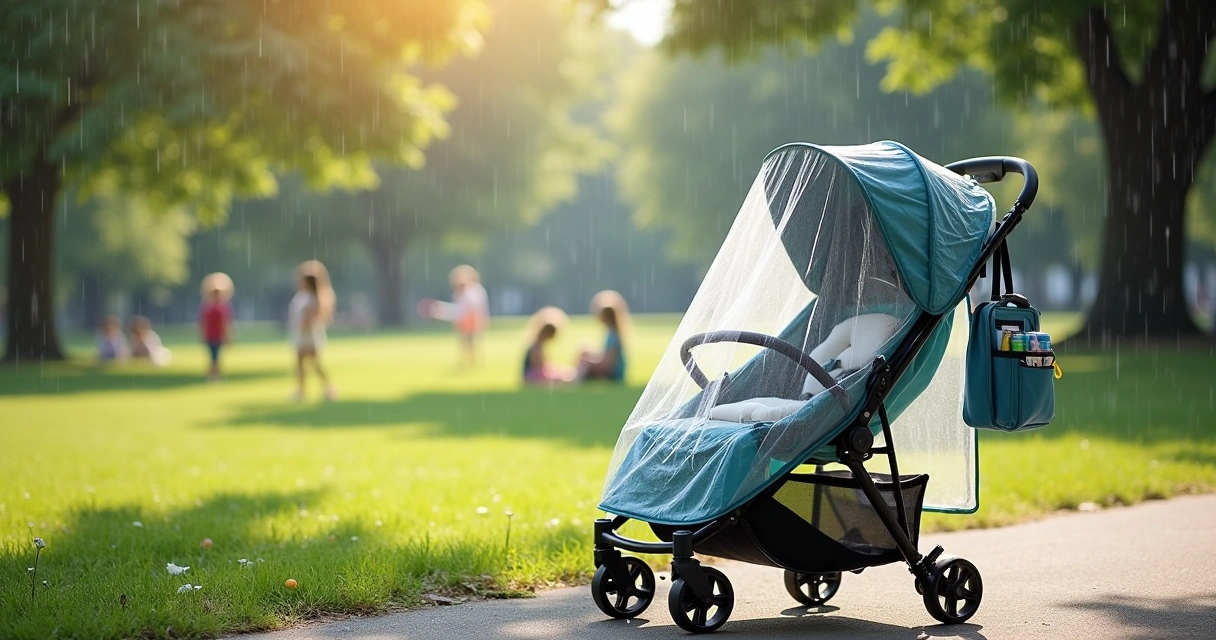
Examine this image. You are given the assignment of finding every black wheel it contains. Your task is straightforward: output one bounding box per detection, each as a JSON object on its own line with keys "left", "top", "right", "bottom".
{"left": 922, "top": 557, "right": 982, "bottom": 624}
{"left": 783, "top": 570, "right": 841, "bottom": 606}
{"left": 591, "top": 556, "right": 655, "bottom": 619}
{"left": 668, "top": 566, "right": 734, "bottom": 634}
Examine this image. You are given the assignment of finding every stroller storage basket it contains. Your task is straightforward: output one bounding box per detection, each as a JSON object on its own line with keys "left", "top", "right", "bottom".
{"left": 652, "top": 471, "right": 927, "bottom": 574}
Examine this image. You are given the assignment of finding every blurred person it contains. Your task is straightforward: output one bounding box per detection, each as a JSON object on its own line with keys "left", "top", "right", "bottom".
{"left": 97, "top": 315, "right": 129, "bottom": 363}
{"left": 419, "top": 265, "right": 489, "bottom": 367}
{"left": 577, "top": 290, "right": 630, "bottom": 382}
{"left": 289, "top": 260, "right": 337, "bottom": 401}
{"left": 523, "top": 306, "right": 576, "bottom": 385}
{"left": 128, "top": 315, "right": 171, "bottom": 366}
{"left": 199, "top": 272, "right": 235, "bottom": 380}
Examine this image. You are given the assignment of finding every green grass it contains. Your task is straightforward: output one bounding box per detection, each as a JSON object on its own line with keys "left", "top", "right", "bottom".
{"left": 1, "top": 313, "right": 1213, "bottom": 638}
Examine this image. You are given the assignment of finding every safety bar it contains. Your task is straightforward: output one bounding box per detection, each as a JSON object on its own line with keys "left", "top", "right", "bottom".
{"left": 944, "top": 156, "right": 1038, "bottom": 212}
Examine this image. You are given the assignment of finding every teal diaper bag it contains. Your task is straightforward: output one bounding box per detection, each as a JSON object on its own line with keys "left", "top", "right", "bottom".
{"left": 963, "top": 244, "right": 1058, "bottom": 431}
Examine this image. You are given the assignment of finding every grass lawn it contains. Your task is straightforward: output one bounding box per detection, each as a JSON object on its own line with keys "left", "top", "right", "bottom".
{"left": 1, "top": 313, "right": 1214, "bottom": 638}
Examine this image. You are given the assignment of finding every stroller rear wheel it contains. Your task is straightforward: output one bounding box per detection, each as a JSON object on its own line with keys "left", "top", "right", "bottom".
{"left": 783, "top": 570, "right": 841, "bottom": 606}
{"left": 921, "top": 556, "right": 982, "bottom": 624}
{"left": 591, "top": 556, "right": 655, "bottom": 619}
{"left": 668, "top": 566, "right": 734, "bottom": 633}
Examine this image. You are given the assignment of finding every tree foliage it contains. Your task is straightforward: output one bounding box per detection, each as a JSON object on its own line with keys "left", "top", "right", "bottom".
{"left": 244, "top": 0, "right": 615, "bottom": 324}
{"left": 1, "top": 0, "right": 489, "bottom": 359}
{"left": 659, "top": 0, "right": 1216, "bottom": 337}
{"left": 612, "top": 16, "right": 1010, "bottom": 262}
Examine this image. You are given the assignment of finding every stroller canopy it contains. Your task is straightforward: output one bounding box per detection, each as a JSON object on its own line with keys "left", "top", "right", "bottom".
{"left": 600, "top": 142, "right": 994, "bottom": 526}
{"left": 779, "top": 141, "right": 994, "bottom": 315}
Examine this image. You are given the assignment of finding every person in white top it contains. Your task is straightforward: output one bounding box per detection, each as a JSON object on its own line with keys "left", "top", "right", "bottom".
{"left": 419, "top": 264, "right": 489, "bottom": 367}
{"left": 289, "top": 260, "right": 337, "bottom": 401}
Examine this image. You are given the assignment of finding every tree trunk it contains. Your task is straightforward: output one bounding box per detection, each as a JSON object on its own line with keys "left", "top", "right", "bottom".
{"left": 367, "top": 236, "right": 407, "bottom": 326}
{"left": 3, "top": 162, "right": 65, "bottom": 362}
{"left": 1074, "top": 4, "right": 1216, "bottom": 341}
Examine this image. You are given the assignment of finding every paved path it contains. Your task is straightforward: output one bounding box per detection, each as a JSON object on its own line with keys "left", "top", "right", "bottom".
{"left": 240, "top": 495, "right": 1216, "bottom": 639}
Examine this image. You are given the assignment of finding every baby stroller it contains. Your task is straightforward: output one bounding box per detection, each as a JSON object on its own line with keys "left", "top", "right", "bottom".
{"left": 590, "top": 141, "right": 1038, "bottom": 633}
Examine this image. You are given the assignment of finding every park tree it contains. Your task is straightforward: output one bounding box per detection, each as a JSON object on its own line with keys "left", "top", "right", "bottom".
{"left": 261, "top": 0, "right": 613, "bottom": 325}
{"left": 657, "top": 0, "right": 1216, "bottom": 339}
{"left": 0, "top": 1, "right": 487, "bottom": 361}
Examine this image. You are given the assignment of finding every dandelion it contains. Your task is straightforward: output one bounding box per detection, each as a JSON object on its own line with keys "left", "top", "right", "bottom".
{"left": 166, "top": 563, "right": 190, "bottom": 575}
{"left": 350, "top": 536, "right": 359, "bottom": 542}
{"left": 238, "top": 558, "right": 252, "bottom": 567}
{"left": 176, "top": 583, "right": 203, "bottom": 594}
{"left": 547, "top": 518, "right": 561, "bottom": 528}
{"left": 132, "top": 521, "right": 144, "bottom": 528}
{"left": 475, "top": 506, "right": 489, "bottom": 515}
{"left": 29, "top": 538, "right": 45, "bottom": 606}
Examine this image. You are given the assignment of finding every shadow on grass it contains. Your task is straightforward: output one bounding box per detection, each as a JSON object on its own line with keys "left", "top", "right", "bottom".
{"left": 1061, "top": 592, "right": 1216, "bottom": 640}
{"left": 0, "top": 486, "right": 574, "bottom": 639}
{"left": 217, "top": 384, "right": 644, "bottom": 448}
{"left": 0, "top": 365, "right": 281, "bottom": 396}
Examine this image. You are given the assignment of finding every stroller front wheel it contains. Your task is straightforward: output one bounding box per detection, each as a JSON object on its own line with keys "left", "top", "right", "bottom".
{"left": 591, "top": 556, "right": 655, "bottom": 619}
{"left": 921, "top": 556, "right": 983, "bottom": 624}
{"left": 783, "top": 570, "right": 841, "bottom": 606}
{"left": 668, "top": 566, "right": 734, "bottom": 633}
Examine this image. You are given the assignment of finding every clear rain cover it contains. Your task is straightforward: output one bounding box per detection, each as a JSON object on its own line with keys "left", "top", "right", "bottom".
{"left": 599, "top": 145, "right": 977, "bottom": 525}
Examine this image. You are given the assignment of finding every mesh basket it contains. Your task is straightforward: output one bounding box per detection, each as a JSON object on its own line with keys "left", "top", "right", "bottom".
{"left": 772, "top": 470, "right": 925, "bottom": 553}
{"left": 654, "top": 470, "right": 927, "bottom": 573}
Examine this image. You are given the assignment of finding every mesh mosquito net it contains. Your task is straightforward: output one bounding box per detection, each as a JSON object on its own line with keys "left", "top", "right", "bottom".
{"left": 599, "top": 142, "right": 993, "bottom": 525}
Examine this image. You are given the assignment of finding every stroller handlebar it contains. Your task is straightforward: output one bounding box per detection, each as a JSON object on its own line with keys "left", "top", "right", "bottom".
{"left": 944, "top": 156, "right": 1038, "bottom": 212}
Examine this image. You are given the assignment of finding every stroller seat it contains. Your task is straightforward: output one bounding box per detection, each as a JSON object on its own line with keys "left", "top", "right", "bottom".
{"left": 708, "top": 313, "right": 902, "bottom": 423}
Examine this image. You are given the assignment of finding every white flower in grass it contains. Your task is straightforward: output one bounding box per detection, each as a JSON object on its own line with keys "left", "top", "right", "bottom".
{"left": 166, "top": 563, "right": 190, "bottom": 575}
{"left": 33, "top": 537, "right": 45, "bottom": 549}
{"left": 177, "top": 583, "right": 203, "bottom": 594}
{"left": 238, "top": 558, "right": 252, "bottom": 567}
{"left": 475, "top": 506, "right": 489, "bottom": 516}
{"left": 132, "top": 521, "right": 144, "bottom": 528}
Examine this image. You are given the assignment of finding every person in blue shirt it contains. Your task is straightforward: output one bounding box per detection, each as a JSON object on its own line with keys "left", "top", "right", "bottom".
{"left": 577, "top": 290, "right": 629, "bottom": 382}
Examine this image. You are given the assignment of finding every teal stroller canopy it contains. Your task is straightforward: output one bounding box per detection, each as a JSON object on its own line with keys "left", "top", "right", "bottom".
{"left": 779, "top": 141, "right": 995, "bottom": 315}
{"left": 600, "top": 141, "right": 995, "bottom": 526}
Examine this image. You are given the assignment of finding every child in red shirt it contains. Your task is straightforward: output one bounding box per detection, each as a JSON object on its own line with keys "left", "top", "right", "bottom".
{"left": 199, "top": 272, "right": 234, "bottom": 380}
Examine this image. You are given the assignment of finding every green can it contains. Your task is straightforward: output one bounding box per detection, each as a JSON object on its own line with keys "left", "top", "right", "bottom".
{"left": 1009, "top": 333, "right": 1028, "bottom": 352}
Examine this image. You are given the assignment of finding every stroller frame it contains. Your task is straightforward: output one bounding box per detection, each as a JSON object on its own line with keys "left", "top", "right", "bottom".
{"left": 591, "top": 157, "right": 1038, "bottom": 633}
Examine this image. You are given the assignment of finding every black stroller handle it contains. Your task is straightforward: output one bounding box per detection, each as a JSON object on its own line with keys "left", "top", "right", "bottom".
{"left": 679, "top": 331, "right": 850, "bottom": 409}
{"left": 944, "top": 156, "right": 1038, "bottom": 212}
